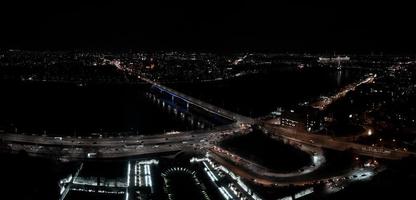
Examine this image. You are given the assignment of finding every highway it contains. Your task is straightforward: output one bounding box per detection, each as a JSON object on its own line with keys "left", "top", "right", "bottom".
{"left": 0, "top": 123, "right": 244, "bottom": 160}
{"left": 259, "top": 123, "right": 416, "bottom": 160}
{"left": 311, "top": 74, "right": 375, "bottom": 110}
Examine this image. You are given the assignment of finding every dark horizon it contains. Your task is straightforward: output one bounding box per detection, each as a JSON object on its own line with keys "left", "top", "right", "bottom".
{"left": 1, "top": 4, "right": 416, "bottom": 199}
{"left": 1, "top": 1, "right": 415, "bottom": 53}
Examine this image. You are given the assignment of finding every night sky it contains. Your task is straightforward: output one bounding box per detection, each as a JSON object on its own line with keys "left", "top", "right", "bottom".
{"left": 1, "top": 1, "right": 415, "bottom": 53}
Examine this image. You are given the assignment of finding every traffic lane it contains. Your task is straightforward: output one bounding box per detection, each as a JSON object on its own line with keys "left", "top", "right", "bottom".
{"left": 0, "top": 132, "right": 212, "bottom": 147}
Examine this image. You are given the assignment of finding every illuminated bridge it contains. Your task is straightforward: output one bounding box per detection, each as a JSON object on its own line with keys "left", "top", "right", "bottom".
{"left": 139, "top": 76, "right": 255, "bottom": 125}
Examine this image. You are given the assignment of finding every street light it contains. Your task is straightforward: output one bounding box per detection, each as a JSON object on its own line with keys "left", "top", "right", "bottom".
{"left": 367, "top": 129, "right": 372, "bottom": 136}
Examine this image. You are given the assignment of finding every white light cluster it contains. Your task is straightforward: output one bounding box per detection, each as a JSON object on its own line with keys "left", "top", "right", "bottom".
{"left": 59, "top": 175, "right": 74, "bottom": 195}
{"left": 219, "top": 166, "right": 237, "bottom": 180}
{"left": 59, "top": 175, "right": 73, "bottom": 185}
{"left": 215, "top": 161, "right": 261, "bottom": 200}
{"left": 71, "top": 188, "right": 124, "bottom": 194}
{"left": 294, "top": 187, "right": 313, "bottom": 199}
{"left": 190, "top": 157, "right": 209, "bottom": 163}
{"left": 143, "top": 165, "right": 152, "bottom": 187}
{"left": 277, "top": 196, "right": 293, "bottom": 200}
{"left": 313, "top": 155, "right": 319, "bottom": 163}
{"left": 135, "top": 159, "right": 158, "bottom": 188}
{"left": 134, "top": 163, "right": 138, "bottom": 186}
{"left": 126, "top": 161, "right": 131, "bottom": 200}
{"left": 203, "top": 161, "right": 218, "bottom": 182}
{"left": 73, "top": 177, "right": 99, "bottom": 186}
{"left": 218, "top": 164, "right": 255, "bottom": 198}
{"left": 219, "top": 186, "right": 233, "bottom": 200}
{"left": 229, "top": 184, "right": 238, "bottom": 196}
{"left": 161, "top": 167, "right": 207, "bottom": 200}
{"left": 127, "top": 162, "right": 131, "bottom": 187}
{"left": 60, "top": 186, "right": 66, "bottom": 195}
{"left": 138, "top": 159, "right": 159, "bottom": 165}
{"left": 236, "top": 179, "right": 249, "bottom": 195}
{"left": 190, "top": 156, "right": 263, "bottom": 200}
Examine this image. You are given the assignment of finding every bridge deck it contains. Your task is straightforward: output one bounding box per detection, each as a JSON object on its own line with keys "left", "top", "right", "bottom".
{"left": 140, "top": 76, "right": 254, "bottom": 124}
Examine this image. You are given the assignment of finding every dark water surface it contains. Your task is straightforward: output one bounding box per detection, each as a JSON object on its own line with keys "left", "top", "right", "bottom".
{"left": 0, "top": 81, "right": 190, "bottom": 136}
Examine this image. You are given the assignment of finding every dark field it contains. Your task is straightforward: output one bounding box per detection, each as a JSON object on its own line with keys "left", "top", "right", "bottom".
{"left": 221, "top": 130, "right": 312, "bottom": 172}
